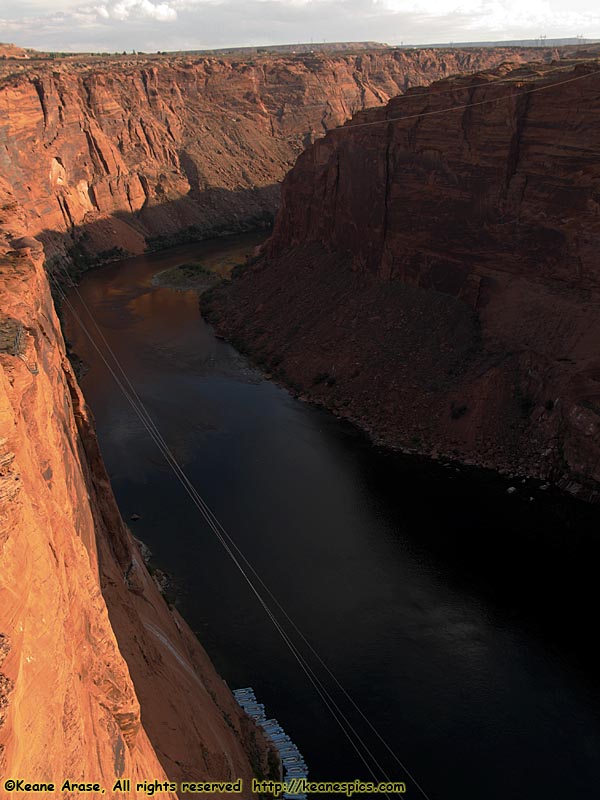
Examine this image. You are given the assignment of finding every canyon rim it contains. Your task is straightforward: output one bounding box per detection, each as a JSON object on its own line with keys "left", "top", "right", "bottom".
{"left": 1, "top": 36, "right": 600, "bottom": 799}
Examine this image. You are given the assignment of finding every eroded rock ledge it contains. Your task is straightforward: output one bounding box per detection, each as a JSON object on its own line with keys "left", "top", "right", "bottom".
{"left": 0, "top": 46, "right": 557, "bottom": 268}
{"left": 1, "top": 44, "right": 595, "bottom": 787}
{"left": 0, "top": 218, "right": 273, "bottom": 792}
{"left": 205, "top": 58, "right": 600, "bottom": 501}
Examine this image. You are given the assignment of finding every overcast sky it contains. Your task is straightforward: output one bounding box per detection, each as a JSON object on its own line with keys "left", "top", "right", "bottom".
{"left": 1, "top": 0, "right": 600, "bottom": 54}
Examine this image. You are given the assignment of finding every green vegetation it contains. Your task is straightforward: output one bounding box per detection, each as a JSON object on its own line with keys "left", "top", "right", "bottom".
{"left": 579, "top": 399, "right": 600, "bottom": 416}
{"left": 221, "top": 710, "right": 236, "bottom": 732}
{"left": 450, "top": 402, "right": 468, "bottom": 419}
{"left": 230, "top": 251, "right": 262, "bottom": 279}
{"left": 172, "top": 261, "right": 211, "bottom": 277}
{"left": 67, "top": 241, "right": 128, "bottom": 276}
{"left": 145, "top": 214, "right": 272, "bottom": 253}
{"left": 517, "top": 393, "right": 535, "bottom": 418}
{"left": 145, "top": 226, "right": 210, "bottom": 251}
{"left": 267, "top": 748, "right": 281, "bottom": 781}
{"left": 312, "top": 371, "right": 336, "bottom": 387}
{"left": 152, "top": 261, "right": 221, "bottom": 292}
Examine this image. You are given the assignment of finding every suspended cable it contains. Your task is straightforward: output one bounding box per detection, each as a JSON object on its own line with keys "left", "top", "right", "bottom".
{"left": 48, "top": 269, "right": 419, "bottom": 797}
{"left": 38, "top": 60, "right": 600, "bottom": 796}
{"left": 51, "top": 267, "right": 434, "bottom": 800}
{"left": 329, "top": 66, "right": 600, "bottom": 134}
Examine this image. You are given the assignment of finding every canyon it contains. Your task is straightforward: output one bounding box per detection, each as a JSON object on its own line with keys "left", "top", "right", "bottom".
{"left": 0, "top": 215, "right": 275, "bottom": 792}
{"left": 1, "top": 41, "right": 597, "bottom": 796}
{"left": 0, "top": 45, "right": 557, "bottom": 267}
{"left": 205, "top": 55, "right": 600, "bottom": 501}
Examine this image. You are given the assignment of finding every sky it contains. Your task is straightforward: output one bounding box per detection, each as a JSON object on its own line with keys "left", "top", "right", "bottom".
{"left": 1, "top": 0, "right": 600, "bottom": 54}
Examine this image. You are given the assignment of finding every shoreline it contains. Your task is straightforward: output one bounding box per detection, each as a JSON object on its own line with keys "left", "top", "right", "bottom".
{"left": 199, "top": 297, "right": 600, "bottom": 506}
{"left": 57, "top": 229, "right": 598, "bottom": 509}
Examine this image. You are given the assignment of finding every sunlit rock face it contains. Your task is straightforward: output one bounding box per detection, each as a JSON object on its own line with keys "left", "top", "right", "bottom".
{"left": 0, "top": 199, "right": 273, "bottom": 790}
{"left": 0, "top": 47, "right": 551, "bottom": 261}
{"left": 0, "top": 43, "right": 581, "bottom": 785}
{"left": 205, "top": 58, "right": 600, "bottom": 501}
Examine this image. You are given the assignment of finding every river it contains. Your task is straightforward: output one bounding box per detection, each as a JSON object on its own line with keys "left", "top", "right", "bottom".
{"left": 64, "top": 231, "right": 600, "bottom": 800}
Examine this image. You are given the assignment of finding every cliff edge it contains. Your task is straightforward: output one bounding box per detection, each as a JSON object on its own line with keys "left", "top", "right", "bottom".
{"left": 1, "top": 44, "right": 593, "bottom": 793}
{"left": 0, "top": 197, "right": 273, "bottom": 794}
{"left": 0, "top": 47, "right": 557, "bottom": 265}
{"left": 205, "top": 58, "right": 600, "bottom": 500}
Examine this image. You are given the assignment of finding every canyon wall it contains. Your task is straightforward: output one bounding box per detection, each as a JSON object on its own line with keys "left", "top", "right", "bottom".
{"left": 0, "top": 47, "right": 557, "bottom": 267}
{"left": 0, "top": 199, "right": 274, "bottom": 793}
{"left": 205, "top": 58, "right": 600, "bottom": 500}
{"left": 0, "top": 44, "right": 591, "bottom": 794}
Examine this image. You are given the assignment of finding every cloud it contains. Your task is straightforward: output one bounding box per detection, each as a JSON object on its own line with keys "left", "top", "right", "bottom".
{"left": 111, "top": 0, "right": 177, "bottom": 20}
{"left": 380, "top": 0, "right": 599, "bottom": 31}
{"left": 88, "top": 0, "right": 178, "bottom": 21}
{"left": 1, "top": 0, "right": 600, "bottom": 52}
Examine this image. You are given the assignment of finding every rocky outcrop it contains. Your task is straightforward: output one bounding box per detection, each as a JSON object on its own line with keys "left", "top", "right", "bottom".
{"left": 0, "top": 47, "right": 558, "bottom": 266}
{"left": 0, "top": 43, "right": 31, "bottom": 60}
{"left": 1, "top": 44, "right": 595, "bottom": 790}
{"left": 0, "top": 200, "right": 274, "bottom": 793}
{"left": 205, "top": 58, "right": 600, "bottom": 500}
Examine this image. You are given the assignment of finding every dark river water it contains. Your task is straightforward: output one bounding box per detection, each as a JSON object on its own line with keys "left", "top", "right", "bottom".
{"left": 64, "top": 232, "right": 600, "bottom": 800}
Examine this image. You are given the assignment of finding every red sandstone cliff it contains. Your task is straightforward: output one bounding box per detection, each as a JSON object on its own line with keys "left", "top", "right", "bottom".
{"left": 1, "top": 45, "right": 594, "bottom": 793}
{"left": 205, "top": 58, "right": 600, "bottom": 500}
{"left": 0, "top": 197, "right": 274, "bottom": 794}
{"left": 0, "top": 47, "right": 558, "bottom": 265}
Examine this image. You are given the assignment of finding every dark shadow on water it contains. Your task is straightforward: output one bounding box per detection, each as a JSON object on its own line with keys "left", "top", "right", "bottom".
{"left": 37, "top": 183, "right": 278, "bottom": 278}
{"left": 354, "top": 438, "right": 600, "bottom": 680}
{"left": 59, "top": 225, "right": 600, "bottom": 800}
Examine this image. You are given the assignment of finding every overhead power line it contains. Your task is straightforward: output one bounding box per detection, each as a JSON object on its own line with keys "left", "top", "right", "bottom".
{"left": 47, "top": 266, "right": 434, "bottom": 800}
{"left": 328, "top": 66, "right": 600, "bottom": 134}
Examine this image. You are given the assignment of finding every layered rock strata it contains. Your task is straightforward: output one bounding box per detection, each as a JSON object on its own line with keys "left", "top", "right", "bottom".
{"left": 0, "top": 47, "right": 558, "bottom": 265}
{"left": 0, "top": 201, "right": 273, "bottom": 795}
{"left": 205, "top": 58, "right": 600, "bottom": 500}
{"left": 2, "top": 45, "right": 597, "bottom": 791}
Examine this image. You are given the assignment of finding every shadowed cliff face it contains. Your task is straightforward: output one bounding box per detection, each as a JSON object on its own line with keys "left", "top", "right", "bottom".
{"left": 0, "top": 205, "right": 274, "bottom": 792}
{"left": 0, "top": 47, "right": 557, "bottom": 262}
{"left": 0, "top": 44, "right": 591, "bottom": 788}
{"left": 205, "top": 59, "right": 600, "bottom": 500}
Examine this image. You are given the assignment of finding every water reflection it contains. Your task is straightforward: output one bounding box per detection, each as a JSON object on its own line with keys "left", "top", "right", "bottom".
{"left": 64, "top": 233, "right": 600, "bottom": 800}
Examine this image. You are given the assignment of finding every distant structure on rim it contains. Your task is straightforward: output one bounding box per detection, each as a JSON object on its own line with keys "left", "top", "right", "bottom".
{"left": 184, "top": 41, "right": 390, "bottom": 56}
{"left": 400, "top": 37, "right": 600, "bottom": 49}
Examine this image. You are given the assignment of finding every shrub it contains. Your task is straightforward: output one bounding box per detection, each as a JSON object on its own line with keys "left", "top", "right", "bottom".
{"left": 450, "top": 403, "right": 468, "bottom": 419}
{"left": 519, "top": 396, "right": 534, "bottom": 417}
